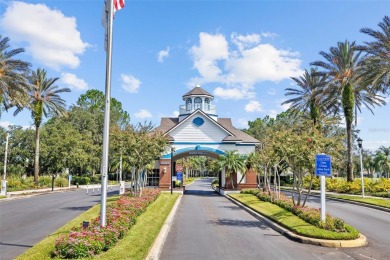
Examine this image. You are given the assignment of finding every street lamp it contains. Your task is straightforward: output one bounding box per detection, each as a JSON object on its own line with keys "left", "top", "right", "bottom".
{"left": 357, "top": 137, "right": 365, "bottom": 198}
{"left": 170, "top": 147, "right": 174, "bottom": 194}
{"left": 1, "top": 133, "right": 9, "bottom": 196}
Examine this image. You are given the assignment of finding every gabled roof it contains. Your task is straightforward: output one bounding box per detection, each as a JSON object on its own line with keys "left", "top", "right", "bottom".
{"left": 217, "top": 118, "right": 260, "bottom": 143}
{"left": 154, "top": 110, "right": 260, "bottom": 144}
{"left": 182, "top": 85, "right": 213, "bottom": 98}
{"left": 166, "top": 109, "right": 234, "bottom": 137}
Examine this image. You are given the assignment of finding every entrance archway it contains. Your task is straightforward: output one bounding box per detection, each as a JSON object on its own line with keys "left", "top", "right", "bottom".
{"left": 154, "top": 85, "right": 260, "bottom": 190}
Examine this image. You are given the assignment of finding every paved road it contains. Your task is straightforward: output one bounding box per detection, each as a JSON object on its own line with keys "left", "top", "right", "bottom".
{"left": 0, "top": 186, "right": 119, "bottom": 260}
{"left": 160, "top": 178, "right": 355, "bottom": 260}
{"left": 285, "top": 190, "right": 390, "bottom": 260}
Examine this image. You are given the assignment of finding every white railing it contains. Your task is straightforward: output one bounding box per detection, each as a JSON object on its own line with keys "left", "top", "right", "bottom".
{"left": 179, "top": 105, "right": 217, "bottom": 115}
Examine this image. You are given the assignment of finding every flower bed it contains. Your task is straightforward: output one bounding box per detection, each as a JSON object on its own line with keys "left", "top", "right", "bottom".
{"left": 52, "top": 189, "right": 160, "bottom": 259}
{"left": 242, "top": 189, "right": 356, "bottom": 234}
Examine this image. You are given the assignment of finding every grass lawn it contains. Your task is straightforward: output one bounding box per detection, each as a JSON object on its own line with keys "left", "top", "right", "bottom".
{"left": 0, "top": 195, "right": 7, "bottom": 199}
{"left": 229, "top": 193, "right": 359, "bottom": 240}
{"left": 16, "top": 193, "right": 179, "bottom": 260}
{"left": 330, "top": 195, "right": 390, "bottom": 209}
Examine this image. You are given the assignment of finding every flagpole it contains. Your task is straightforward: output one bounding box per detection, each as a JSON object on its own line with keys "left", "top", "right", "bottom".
{"left": 100, "top": 0, "right": 114, "bottom": 228}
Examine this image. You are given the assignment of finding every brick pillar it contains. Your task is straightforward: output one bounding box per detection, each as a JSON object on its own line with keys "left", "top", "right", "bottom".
{"left": 238, "top": 169, "right": 258, "bottom": 189}
{"left": 159, "top": 159, "right": 171, "bottom": 189}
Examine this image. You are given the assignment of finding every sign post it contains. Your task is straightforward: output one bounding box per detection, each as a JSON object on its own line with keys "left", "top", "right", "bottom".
{"left": 315, "top": 154, "right": 332, "bottom": 222}
{"left": 119, "top": 180, "right": 125, "bottom": 195}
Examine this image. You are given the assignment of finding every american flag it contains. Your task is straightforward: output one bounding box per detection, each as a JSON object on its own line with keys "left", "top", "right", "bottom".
{"left": 102, "top": 0, "right": 125, "bottom": 51}
{"left": 113, "top": 0, "right": 125, "bottom": 12}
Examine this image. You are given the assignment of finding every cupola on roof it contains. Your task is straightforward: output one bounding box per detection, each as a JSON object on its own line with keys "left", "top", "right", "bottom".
{"left": 182, "top": 84, "right": 214, "bottom": 99}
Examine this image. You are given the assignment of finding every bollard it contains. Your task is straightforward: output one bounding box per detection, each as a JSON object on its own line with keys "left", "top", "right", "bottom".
{"left": 86, "top": 185, "right": 89, "bottom": 194}
{"left": 92, "top": 184, "right": 95, "bottom": 194}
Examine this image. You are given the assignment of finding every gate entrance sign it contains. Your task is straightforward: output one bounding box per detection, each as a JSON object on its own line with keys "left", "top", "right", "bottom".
{"left": 315, "top": 154, "right": 332, "bottom": 177}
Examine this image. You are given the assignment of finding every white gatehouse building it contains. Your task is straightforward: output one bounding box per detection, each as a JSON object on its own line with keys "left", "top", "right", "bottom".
{"left": 154, "top": 85, "right": 260, "bottom": 190}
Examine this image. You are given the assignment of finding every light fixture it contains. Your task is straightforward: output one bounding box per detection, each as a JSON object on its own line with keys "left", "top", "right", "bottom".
{"left": 357, "top": 137, "right": 363, "bottom": 149}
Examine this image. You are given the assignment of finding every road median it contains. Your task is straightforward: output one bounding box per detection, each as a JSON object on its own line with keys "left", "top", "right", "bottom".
{"left": 227, "top": 193, "right": 367, "bottom": 248}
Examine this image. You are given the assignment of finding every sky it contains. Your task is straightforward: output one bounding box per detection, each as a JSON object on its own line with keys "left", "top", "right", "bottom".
{"left": 0, "top": 0, "right": 389, "bottom": 151}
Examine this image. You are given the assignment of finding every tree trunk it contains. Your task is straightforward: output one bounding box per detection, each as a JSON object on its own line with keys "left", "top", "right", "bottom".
{"left": 34, "top": 126, "right": 40, "bottom": 185}
{"left": 346, "top": 118, "right": 354, "bottom": 182}
{"left": 343, "top": 83, "right": 354, "bottom": 182}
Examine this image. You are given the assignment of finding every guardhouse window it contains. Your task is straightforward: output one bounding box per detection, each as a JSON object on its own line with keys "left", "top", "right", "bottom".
{"left": 205, "top": 98, "right": 210, "bottom": 111}
{"left": 194, "top": 97, "right": 202, "bottom": 110}
{"left": 186, "top": 98, "right": 192, "bottom": 111}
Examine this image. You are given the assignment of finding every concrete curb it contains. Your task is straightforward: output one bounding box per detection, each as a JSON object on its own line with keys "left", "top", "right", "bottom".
{"left": 226, "top": 194, "right": 368, "bottom": 248}
{"left": 146, "top": 194, "right": 183, "bottom": 260}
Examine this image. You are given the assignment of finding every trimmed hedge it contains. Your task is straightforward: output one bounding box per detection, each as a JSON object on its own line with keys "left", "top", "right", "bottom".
{"left": 52, "top": 189, "right": 161, "bottom": 259}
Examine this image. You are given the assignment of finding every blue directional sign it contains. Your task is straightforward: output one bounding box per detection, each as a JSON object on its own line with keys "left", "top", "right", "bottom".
{"left": 176, "top": 172, "right": 183, "bottom": 181}
{"left": 315, "top": 154, "right": 332, "bottom": 176}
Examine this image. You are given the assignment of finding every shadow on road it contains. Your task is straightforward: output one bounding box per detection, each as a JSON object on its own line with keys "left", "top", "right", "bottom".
{"left": 208, "top": 218, "right": 270, "bottom": 230}
{"left": 60, "top": 206, "right": 92, "bottom": 211}
{"left": 0, "top": 242, "right": 33, "bottom": 248}
{"left": 184, "top": 189, "right": 218, "bottom": 197}
{"left": 218, "top": 205, "right": 242, "bottom": 211}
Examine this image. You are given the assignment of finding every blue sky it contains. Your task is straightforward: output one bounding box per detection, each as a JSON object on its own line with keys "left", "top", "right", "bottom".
{"left": 0, "top": 0, "right": 389, "bottom": 151}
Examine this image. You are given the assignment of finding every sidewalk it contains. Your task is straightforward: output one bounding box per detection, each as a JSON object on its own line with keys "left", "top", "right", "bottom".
{"left": 0, "top": 186, "right": 79, "bottom": 201}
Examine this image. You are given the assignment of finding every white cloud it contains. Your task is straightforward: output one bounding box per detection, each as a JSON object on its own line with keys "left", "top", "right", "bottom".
{"left": 237, "top": 118, "right": 249, "bottom": 129}
{"left": 245, "top": 100, "right": 263, "bottom": 112}
{"left": 269, "top": 110, "right": 278, "bottom": 119}
{"left": 0, "top": 1, "right": 89, "bottom": 70}
{"left": 61, "top": 73, "right": 88, "bottom": 90}
{"left": 189, "top": 32, "right": 229, "bottom": 82}
{"left": 261, "top": 32, "right": 278, "bottom": 38}
{"left": 172, "top": 111, "right": 180, "bottom": 117}
{"left": 280, "top": 102, "right": 291, "bottom": 111}
{"left": 231, "top": 33, "right": 260, "bottom": 51}
{"left": 157, "top": 47, "right": 170, "bottom": 63}
{"left": 0, "top": 121, "right": 13, "bottom": 130}
{"left": 121, "top": 74, "right": 141, "bottom": 93}
{"left": 213, "top": 87, "right": 255, "bottom": 100}
{"left": 134, "top": 109, "right": 152, "bottom": 119}
{"left": 267, "top": 88, "right": 277, "bottom": 95}
{"left": 225, "top": 44, "right": 302, "bottom": 84}
{"left": 188, "top": 32, "right": 303, "bottom": 100}
{"left": 0, "top": 121, "right": 30, "bottom": 130}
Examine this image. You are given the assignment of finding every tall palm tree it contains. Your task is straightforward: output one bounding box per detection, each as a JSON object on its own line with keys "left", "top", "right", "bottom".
{"left": 359, "top": 16, "right": 390, "bottom": 94}
{"left": 311, "top": 40, "right": 385, "bottom": 182}
{"left": 0, "top": 35, "right": 31, "bottom": 112}
{"left": 375, "top": 146, "right": 390, "bottom": 178}
{"left": 282, "top": 68, "right": 327, "bottom": 125}
{"left": 16, "top": 68, "right": 70, "bottom": 184}
{"left": 217, "top": 150, "right": 246, "bottom": 189}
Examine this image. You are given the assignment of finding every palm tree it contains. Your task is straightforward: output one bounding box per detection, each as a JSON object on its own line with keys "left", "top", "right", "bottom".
{"left": 282, "top": 68, "right": 327, "bottom": 125}
{"left": 311, "top": 40, "right": 385, "bottom": 182}
{"left": 217, "top": 150, "right": 246, "bottom": 189}
{"left": 0, "top": 35, "right": 31, "bottom": 112}
{"left": 375, "top": 146, "right": 390, "bottom": 178}
{"left": 16, "top": 68, "right": 70, "bottom": 184}
{"left": 359, "top": 16, "right": 390, "bottom": 94}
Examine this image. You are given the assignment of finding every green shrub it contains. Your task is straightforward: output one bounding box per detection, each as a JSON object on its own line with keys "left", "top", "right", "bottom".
{"left": 72, "top": 176, "right": 91, "bottom": 185}
{"left": 90, "top": 175, "right": 101, "bottom": 183}
{"left": 306, "top": 177, "right": 390, "bottom": 196}
{"left": 55, "top": 177, "right": 68, "bottom": 187}
{"left": 38, "top": 176, "right": 52, "bottom": 187}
